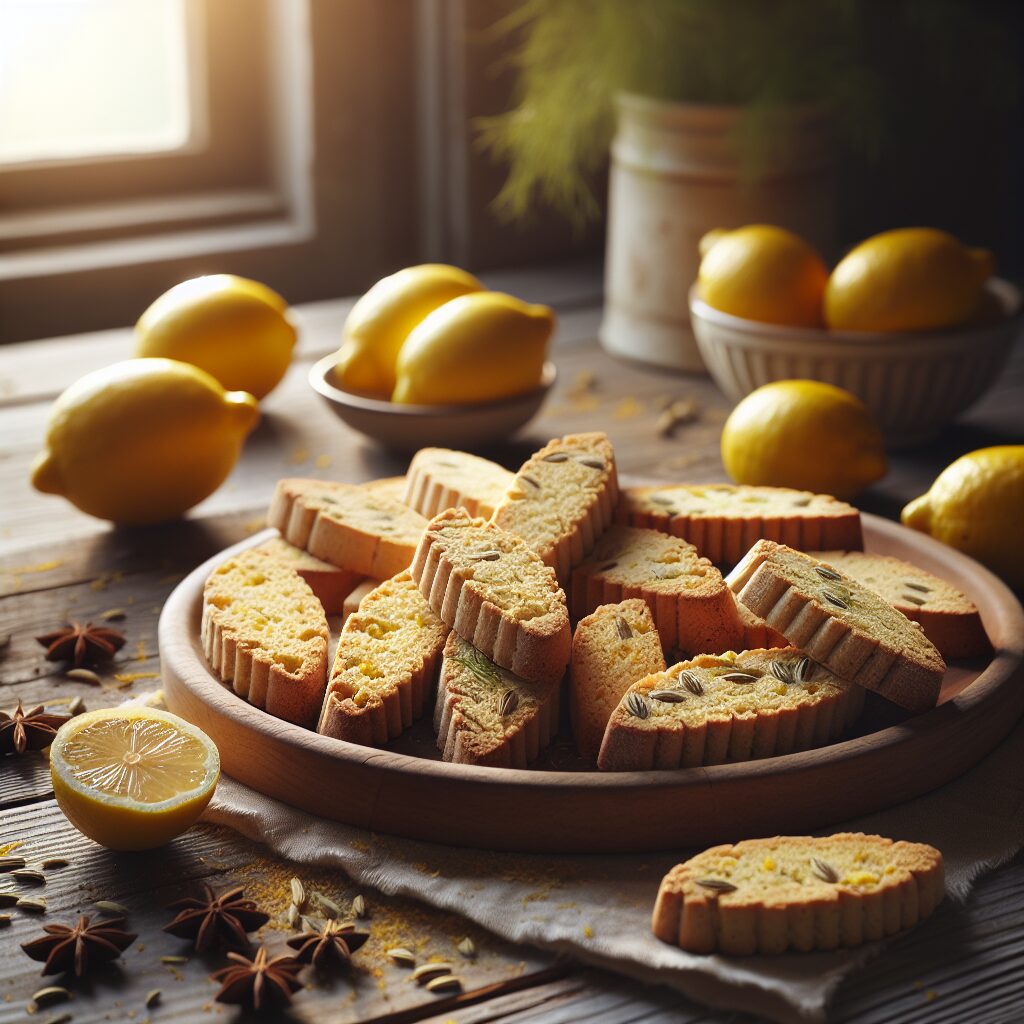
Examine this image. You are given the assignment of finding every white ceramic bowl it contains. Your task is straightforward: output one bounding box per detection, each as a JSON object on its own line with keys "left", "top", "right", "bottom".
{"left": 309, "top": 354, "right": 557, "bottom": 451}
{"left": 690, "top": 278, "right": 1022, "bottom": 447}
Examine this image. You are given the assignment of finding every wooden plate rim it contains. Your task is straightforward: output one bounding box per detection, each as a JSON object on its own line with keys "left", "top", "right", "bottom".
{"left": 160, "top": 514, "right": 1024, "bottom": 793}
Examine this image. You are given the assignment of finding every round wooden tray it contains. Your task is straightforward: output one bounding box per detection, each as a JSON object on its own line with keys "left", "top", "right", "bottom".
{"left": 160, "top": 514, "right": 1024, "bottom": 853}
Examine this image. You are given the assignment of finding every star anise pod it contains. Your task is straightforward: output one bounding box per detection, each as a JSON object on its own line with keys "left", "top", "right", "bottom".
{"left": 21, "top": 915, "right": 137, "bottom": 977}
{"left": 210, "top": 945, "right": 304, "bottom": 1012}
{"left": 36, "top": 621, "right": 126, "bottom": 667}
{"left": 0, "top": 701, "right": 70, "bottom": 756}
{"left": 286, "top": 919, "right": 369, "bottom": 968}
{"left": 164, "top": 884, "right": 269, "bottom": 952}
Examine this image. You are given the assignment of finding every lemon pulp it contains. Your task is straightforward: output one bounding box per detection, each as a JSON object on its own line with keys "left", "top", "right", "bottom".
{"left": 51, "top": 708, "right": 220, "bottom": 850}
{"left": 61, "top": 716, "right": 212, "bottom": 804}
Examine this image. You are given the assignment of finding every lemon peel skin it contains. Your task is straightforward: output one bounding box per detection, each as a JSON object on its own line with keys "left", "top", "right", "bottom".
{"left": 721, "top": 380, "right": 887, "bottom": 501}
{"left": 901, "top": 446, "right": 1024, "bottom": 589}
{"left": 136, "top": 274, "right": 296, "bottom": 400}
{"left": 31, "top": 358, "right": 259, "bottom": 526}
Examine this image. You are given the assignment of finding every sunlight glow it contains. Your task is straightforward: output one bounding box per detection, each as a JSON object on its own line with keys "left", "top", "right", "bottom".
{"left": 0, "top": 0, "right": 193, "bottom": 165}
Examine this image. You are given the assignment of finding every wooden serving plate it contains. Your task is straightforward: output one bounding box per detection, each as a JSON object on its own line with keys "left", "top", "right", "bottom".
{"left": 160, "top": 513, "right": 1024, "bottom": 853}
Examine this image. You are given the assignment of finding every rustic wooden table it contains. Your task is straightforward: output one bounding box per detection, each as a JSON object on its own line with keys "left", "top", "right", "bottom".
{"left": 1, "top": 265, "right": 1022, "bottom": 1024}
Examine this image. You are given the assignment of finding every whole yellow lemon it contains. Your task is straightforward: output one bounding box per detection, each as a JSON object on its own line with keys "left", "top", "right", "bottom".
{"left": 721, "top": 380, "right": 887, "bottom": 500}
{"left": 50, "top": 707, "right": 220, "bottom": 851}
{"left": 697, "top": 225, "right": 829, "bottom": 327}
{"left": 902, "top": 446, "right": 1024, "bottom": 589}
{"left": 824, "top": 228, "right": 994, "bottom": 332}
{"left": 136, "top": 274, "right": 296, "bottom": 399}
{"left": 392, "top": 291, "right": 554, "bottom": 405}
{"left": 31, "top": 358, "right": 258, "bottom": 525}
{"left": 337, "top": 264, "right": 484, "bottom": 396}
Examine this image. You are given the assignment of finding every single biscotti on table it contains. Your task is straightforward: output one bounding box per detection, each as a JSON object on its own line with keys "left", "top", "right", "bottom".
{"left": 268, "top": 478, "right": 427, "bottom": 580}
{"left": 617, "top": 484, "right": 862, "bottom": 566}
{"left": 410, "top": 508, "right": 571, "bottom": 685}
{"left": 202, "top": 548, "right": 329, "bottom": 727}
{"left": 318, "top": 572, "right": 449, "bottom": 745}
{"left": 435, "top": 633, "right": 560, "bottom": 767}
{"left": 597, "top": 648, "right": 863, "bottom": 771}
{"left": 253, "top": 536, "right": 363, "bottom": 614}
{"left": 490, "top": 432, "right": 618, "bottom": 582}
{"left": 570, "top": 524, "right": 742, "bottom": 654}
{"left": 727, "top": 541, "right": 946, "bottom": 713}
{"left": 652, "top": 833, "right": 944, "bottom": 955}
{"left": 810, "top": 550, "right": 990, "bottom": 659}
{"left": 404, "top": 448, "right": 514, "bottom": 521}
{"left": 570, "top": 599, "right": 667, "bottom": 760}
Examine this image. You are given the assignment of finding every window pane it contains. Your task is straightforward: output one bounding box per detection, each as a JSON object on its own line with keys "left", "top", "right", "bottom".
{"left": 0, "top": 0, "right": 192, "bottom": 165}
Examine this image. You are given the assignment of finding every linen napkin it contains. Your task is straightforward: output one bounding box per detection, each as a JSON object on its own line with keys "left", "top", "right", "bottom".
{"left": 204, "top": 716, "right": 1024, "bottom": 1024}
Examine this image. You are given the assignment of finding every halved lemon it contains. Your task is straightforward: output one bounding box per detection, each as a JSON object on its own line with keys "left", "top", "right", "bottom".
{"left": 50, "top": 707, "right": 220, "bottom": 851}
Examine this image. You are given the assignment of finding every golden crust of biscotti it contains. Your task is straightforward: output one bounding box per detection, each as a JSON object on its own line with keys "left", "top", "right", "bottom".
{"left": 317, "top": 571, "right": 449, "bottom": 745}
{"left": 404, "top": 448, "right": 514, "bottom": 521}
{"left": 490, "top": 432, "right": 619, "bottom": 582}
{"left": 268, "top": 478, "right": 427, "bottom": 579}
{"left": 570, "top": 525, "right": 742, "bottom": 654}
{"left": 727, "top": 541, "right": 946, "bottom": 713}
{"left": 597, "top": 648, "right": 863, "bottom": 771}
{"left": 434, "top": 633, "right": 560, "bottom": 767}
{"left": 652, "top": 833, "right": 944, "bottom": 955}
{"left": 811, "top": 550, "right": 990, "bottom": 660}
{"left": 733, "top": 597, "right": 789, "bottom": 651}
{"left": 410, "top": 508, "right": 571, "bottom": 685}
{"left": 570, "top": 599, "right": 666, "bottom": 760}
{"left": 617, "top": 484, "right": 863, "bottom": 566}
{"left": 253, "top": 536, "right": 363, "bottom": 614}
{"left": 202, "top": 548, "right": 329, "bottom": 727}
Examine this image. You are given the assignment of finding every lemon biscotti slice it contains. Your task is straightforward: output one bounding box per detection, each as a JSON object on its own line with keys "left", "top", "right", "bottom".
{"left": 410, "top": 508, "right": 571, "bottom": 684}
{"left": 202, "top": 548, "right": 329, "bottom": 726}
{"left": 618, "top": 484, "right": 862, "bottom": 566}
{"left": 404, "top": 448, "right": 514, "bottom": 520}
{"left": 318, "top": 572, "right": 449, "bottom": 745}
{"left": 570, "top": 525, "right": 742, "bottom": 654}
{"left": 728, "top": 541, "right": 946, "bottom": 712}
{"left": 434, "top": 633, "right": 560, "bottom": 767}
{"left": 253, "top": 536, "right": 363, "bottom": 614}
{"left": 810, "top": 550, "right": 990, "bottom": 659}
{"left": 570, "top": 599, "right": 667, "bottom": 759}
{"left": 490, "top": 432, "right": 618, "bottom": 581}
{"left": 598, "top": 648, "right": 863, "bottom": 770}
{"left": 653, "top": 833, "right": 944, "bottom": 955}
{"left": 269, "top": 479, "right": 427, "bottom": 579}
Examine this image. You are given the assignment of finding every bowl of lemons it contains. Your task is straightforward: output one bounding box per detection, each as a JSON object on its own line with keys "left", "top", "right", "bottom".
{"left": 689, "top": 226, "right": 1022, "bottom": 447}
{"left": 310, "top": 265, "right": 558, "bottom": 450}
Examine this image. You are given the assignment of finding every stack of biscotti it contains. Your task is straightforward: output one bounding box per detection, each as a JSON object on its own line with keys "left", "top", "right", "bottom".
{"left": 598, "top": 648, "right": 864, "bottom": 770}
{"left": 202, "top": 548, "right": 329, "bottom": 727}
{"left": 411, "top": 508, "right": 571, "bottom": 684}
{"left": 617, "top": 484, "right": 862, "bottom": 566}
{"left": 491, "top": 432, "right": 618, "bottom": 582}
{"left": 810, "top": 550, "right": 990, "bottom": 659}
{"left": 570, "top": 599, "right": 666, "bottom": 759}
{"left": 269, "top": 478, "right": 426, "bottom": 579}
{"left": 252, "top": 536, "right": 363, "bottom": 614}
{"left": 318, "top": 571, "right": 449, "bottom": 744}
{"left": 652, "top": 833, "right": 945, "bottom": 954}
{"left": 435, "top": 633, "right": 560, "bottom": 767}
{"left": 404, "top": 448, "right": 514, "bottom": 520}
{"left": 570, "top": 524, "right": 743, "bottom": 654}
{"left": 728, "top": 540, "right": 946, "bottom": 712}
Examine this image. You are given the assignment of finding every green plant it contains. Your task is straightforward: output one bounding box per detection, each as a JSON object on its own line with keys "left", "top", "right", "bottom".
{"left": 479, "top": 0, "right": 1016, "bottom": 226}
